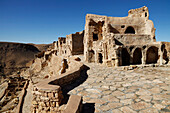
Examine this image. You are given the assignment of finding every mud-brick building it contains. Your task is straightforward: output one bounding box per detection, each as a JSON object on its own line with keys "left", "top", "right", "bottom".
{"left": 83, "top": 6, "right": 169, "bottom": 67}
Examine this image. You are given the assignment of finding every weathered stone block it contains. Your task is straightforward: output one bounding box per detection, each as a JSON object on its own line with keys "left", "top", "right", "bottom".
{"left": 32, "top": 101, "right": 38, "bottom": 105}
{"left": 40, "top": 96, "right": 49, "bottom": 100}
{"left": 48, "top": 92, "right": 54, "bottom": 98}
{"left": 50, "top": 101, "right": 56, "bottom": 107}
{"left": 39, "top": 101, "right": 46, "bottom": 107}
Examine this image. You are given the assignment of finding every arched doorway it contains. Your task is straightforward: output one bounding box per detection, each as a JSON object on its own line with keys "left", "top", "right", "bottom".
{"left": 89, "top": 50, "right": 95, "bottom": 63}
{"left": 122, "top": 48, "right": 130, "bottom": 66}
{"left": 98, "top": 53, "right": 103, "bottom": 63}
{"left": 146, "top": 46, "right": 158, "bottom": 64}
{"left": 133, "top": 48, "right": 142, "bottom": 64}
{"left": 125, "top": 26, "right": 135, "bottom": 34}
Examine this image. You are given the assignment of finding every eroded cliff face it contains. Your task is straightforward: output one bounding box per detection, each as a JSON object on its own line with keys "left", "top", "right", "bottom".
{"left": 0, "top": 42, "right": 51, "bottom": 76}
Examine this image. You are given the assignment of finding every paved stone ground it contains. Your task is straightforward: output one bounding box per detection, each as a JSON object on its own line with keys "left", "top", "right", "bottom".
{"left": 67, "top": 63, "right": 170, "bottom": 113}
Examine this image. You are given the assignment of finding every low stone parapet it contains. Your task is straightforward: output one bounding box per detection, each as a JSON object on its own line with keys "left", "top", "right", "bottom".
{"left": 49, "top": 66, "right": 82, "bottom": 86}
{"left": 63, "top": 95, "right": 82, "bottom": 113}
{"left": 32, "top": 83, "right": 63, "bottom": 113}
{"left": 31, "top": 62, "right": 85, "bottom": 113}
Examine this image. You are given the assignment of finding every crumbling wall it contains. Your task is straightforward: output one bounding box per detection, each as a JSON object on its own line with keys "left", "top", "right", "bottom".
{"left": 128, "top": 6, "right": 149, "bottom": 18}
{"left": 58, "top": 37, "right": 67, "bottom": 56}
{"left": 72, "top": 31, "right": 84, "bottom": 55}
{"left": 56, "top": 31, "right": 84, "bottom": 57}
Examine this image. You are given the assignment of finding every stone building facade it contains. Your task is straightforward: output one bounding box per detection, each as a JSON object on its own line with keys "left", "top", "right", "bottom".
{"left": 83, "top": 6, "right": 169, "bottom": 67}
{"left": 53, "top": 6, "right": 169, "bottom": 67}
{"left": 53, "top": 31, "right": 84, "bottom": 57}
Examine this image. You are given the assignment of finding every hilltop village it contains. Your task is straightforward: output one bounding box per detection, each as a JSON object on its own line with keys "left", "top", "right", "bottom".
{"left": 0, "top": 6, "right": 170, "bottom": 113}
{"left": 53, "top": 6, "right": 169, "bottom": 67}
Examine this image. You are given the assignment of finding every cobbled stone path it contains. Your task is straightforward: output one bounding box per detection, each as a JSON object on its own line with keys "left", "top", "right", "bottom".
{"left": 68, "top": 63, "right": 170, "bottom": 113}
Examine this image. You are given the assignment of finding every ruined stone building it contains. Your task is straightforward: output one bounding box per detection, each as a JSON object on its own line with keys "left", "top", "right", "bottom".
{"left": 1, "top": 6, "right": 169, "bottom": 113}
{"left": 53, "top": 6, "right": 169, "bottom": 67}
{"left": 53, "top": 31, "right": 84, "bottom": 57}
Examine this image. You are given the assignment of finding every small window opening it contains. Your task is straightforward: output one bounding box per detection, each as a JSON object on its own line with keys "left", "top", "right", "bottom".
{"left": 93, "top": 33, "right": 98, "bottom": 41}
{"left": 98, "top": 53, "right": 103, "bottom": 63}
{"left": 145, "top": 12, "right": 147, "bottom": 17}
{"left": 129, "top": 46, "right": 134, "bottom": 51}
{"left": 121, "top": 25, "right": 125, "bottom": 28}
{"left": 143, "top": 46, "right": 146, "bottom": 49}
{"left": 109, "top": 39, "right": 111, "bottom": 44}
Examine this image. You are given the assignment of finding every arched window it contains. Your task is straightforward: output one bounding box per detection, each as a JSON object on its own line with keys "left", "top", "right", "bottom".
{"left": 125, "top": 26, "right": 135, "bottom": 34}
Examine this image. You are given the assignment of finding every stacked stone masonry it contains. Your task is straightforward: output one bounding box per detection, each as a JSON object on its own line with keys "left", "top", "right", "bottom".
{"left": 32, "top": 86, "right": 63, "bottom": 113}
{"left": 31, "top": 61, "right": 85, "bottom": 113}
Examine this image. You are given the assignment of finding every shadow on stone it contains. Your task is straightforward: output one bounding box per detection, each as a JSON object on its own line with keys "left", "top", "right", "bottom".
{"left": 82, "top": 103, "right": 95, "bottom": 113}
{"left": 61, "top": 64, "right": 90, "bottom": 104}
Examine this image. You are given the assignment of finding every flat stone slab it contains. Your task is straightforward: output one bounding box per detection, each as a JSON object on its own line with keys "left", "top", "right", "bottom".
{"left": 35, "top": 80, "right": 60, "bottom": 91}
{"left": 63, "top": 95, "right": 82, "bottom": 113}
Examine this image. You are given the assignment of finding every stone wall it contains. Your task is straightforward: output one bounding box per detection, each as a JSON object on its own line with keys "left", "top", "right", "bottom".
{"left": 72, "top": 31, "right": 84, "bottom": 55}
{"left": 32, "top": 84, "right": 63, "bottom": 113}
{"left": 31, "top": 62, "right": 84, "bottom": 113}
{"left": 113, "top": 34, "right": 152, "bottom": 45}
{"left": 54, "top": 31, "right": 84, "bottom": 57}
{"left": 49, "top": 62, "right": 84, "bottom": 86}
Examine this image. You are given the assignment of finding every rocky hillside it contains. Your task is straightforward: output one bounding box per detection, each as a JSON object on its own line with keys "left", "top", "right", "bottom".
{"left": 28, "top": 43, "right": 52, "bottom": 52}
{"left": 0, "top": 42, "right": 51, "bottom": 76}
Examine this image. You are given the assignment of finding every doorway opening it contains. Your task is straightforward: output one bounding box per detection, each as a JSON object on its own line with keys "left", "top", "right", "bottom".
{"left": 98, "top": 53, "right": 103, "bottom": 63}
{"left": 146, "top": 46, "right": 158, "bottom": 64}
{"left": 122, "top": 48, "right": 130, "bottom": 66}
{"left": 133, "top": 48, "right": 142, "bottom": 64}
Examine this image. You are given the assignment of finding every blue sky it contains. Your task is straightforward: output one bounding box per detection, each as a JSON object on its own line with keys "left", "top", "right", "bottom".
{"left": 0, "top": 0, "right": 170, "bottom": 44}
